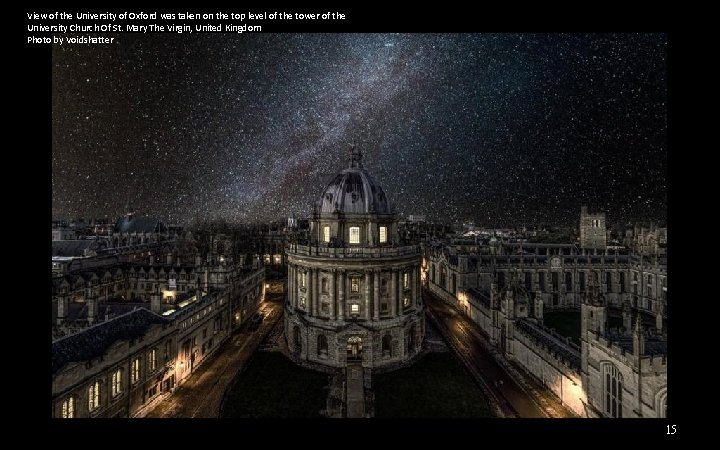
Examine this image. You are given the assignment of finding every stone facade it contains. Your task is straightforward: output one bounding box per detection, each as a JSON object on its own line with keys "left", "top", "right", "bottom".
{"left": 285, "top": 149, "right": 424, "bottom": 368}
{"left": 423, "top": 208, "right": 667, "bottom": 418}
{"left": 580, "top": 206, "right": 607, "bottom": 251}
{"left": 51, "top": 266, "right": 265, "bottom": 418}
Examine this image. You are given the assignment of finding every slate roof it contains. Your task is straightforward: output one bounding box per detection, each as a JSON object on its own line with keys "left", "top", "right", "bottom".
{"left": 114, "top": 216, "right": 165, "bottom": 234}
{"left": 52, "top": 240, "right": 97, "bottom": 257}
{"left": 52, "top": 308, "right": 169, "bottom": 375}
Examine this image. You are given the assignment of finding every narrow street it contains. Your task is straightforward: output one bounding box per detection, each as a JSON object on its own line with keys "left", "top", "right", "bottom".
{"left": 145, "top": 293, "right": 284, "bottom": 418}
{"left": 424, "top": 289, "right": 573, "bottom": 418}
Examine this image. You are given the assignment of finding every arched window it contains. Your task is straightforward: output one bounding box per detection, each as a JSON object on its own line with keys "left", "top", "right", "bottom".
{"left": 659, "top": 392, "right": 667, "bottom": 418}
{"left": 111, "top": 369, "right": 123, "bottom": 397}
{"left": 61, "top": 396, "right": 75, "bottom": 418}
{"left": 603, "top": 363, "right": 623, "bottom": 418}
{"left": 88, "top": 381, "right": 100, "bottom": 411}
{"left": 131, "top": 357, "right": 141, "bottom": 384}
{"left": 317, "top": 334, "right": 328, "bottom": 358}
{"left": 382, "top": 334, "right": 392, "bottom": 358}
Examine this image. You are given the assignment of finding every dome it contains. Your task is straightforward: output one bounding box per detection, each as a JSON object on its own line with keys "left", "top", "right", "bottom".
{"left": 316, "top": 148, "right": 391, "bottom": 215}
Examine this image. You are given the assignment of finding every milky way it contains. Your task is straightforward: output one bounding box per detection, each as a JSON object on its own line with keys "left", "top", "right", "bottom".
{"left": 52, "top": 33, "right": 666, "bottom": 226}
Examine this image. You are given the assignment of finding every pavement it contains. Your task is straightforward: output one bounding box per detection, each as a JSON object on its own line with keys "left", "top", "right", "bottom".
{"left": 424, "top": 289, "right": 574, "bottom": 418}
{"left": 145, "top": 294, "right": 284, "bottom": 418}
{"left": 345, "top": 363, "right": 366, "bottom": 418}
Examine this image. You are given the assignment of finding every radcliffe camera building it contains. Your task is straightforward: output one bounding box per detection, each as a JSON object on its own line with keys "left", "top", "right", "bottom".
{"left": 285, "top": 149, "right": 424, "bottom": 368}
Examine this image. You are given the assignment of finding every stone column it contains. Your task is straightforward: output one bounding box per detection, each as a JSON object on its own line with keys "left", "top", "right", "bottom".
{"left": 373, "top": 270, "right": 380, "bottom": 320}
{"left": 291, "top": 264, "right": 296, "bottom": 308}
{"left": 411, "top": 265, "right": 417, "bottom": 307}
{"left": 391, "top": 270, "right": 398, "bottom": 317}
{"left": 397, "top": 268, "right": 404, "bottom": 316}
{"left": 338, "top": 270, "right": 345, "bottom": 320}
{"left": 307, "top": 268, "right": 313, "bottom": 313}
{"left": 57, "top": 295, "right": 68, "bottom": 325}
{"left": 364, "top": 271, "right": 371, "bottom": 320}
{"left": 329, "top": 269, "right": 336, "bottom": 320}
{"left": 286, "top": 263, "right": 293, "bottom": 309}
{"left": 313, "top": 270, "right": 320, "bottom": 316}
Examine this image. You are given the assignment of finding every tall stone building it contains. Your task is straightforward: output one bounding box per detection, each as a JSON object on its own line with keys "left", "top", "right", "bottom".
{"left": 579, "top": 206, "right": 607, "bottom": 252}
{"left": 285, "top": 148, "right": 424, "bottom": 368}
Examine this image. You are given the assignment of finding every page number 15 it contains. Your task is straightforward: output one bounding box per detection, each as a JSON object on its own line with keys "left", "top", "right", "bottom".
{"left": 667, "top": 425, "right": 677, "bottom": 435}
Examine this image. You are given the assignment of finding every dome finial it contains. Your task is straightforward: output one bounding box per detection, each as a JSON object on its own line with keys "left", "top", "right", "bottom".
{"left": 348, "top": 144, "right": 363, "bottom": 169}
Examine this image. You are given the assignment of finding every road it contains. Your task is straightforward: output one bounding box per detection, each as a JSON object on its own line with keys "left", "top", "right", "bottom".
{"left": 145, "top": 293, "right": 284, "bottom": 418}
{"left": 424, "top": 289, "right": 571, "bottom": 418}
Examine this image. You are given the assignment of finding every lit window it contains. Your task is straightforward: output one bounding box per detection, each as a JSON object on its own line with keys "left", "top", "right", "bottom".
{"left": 349, "top": 227, "right": 360, "bottom": 244}
{"left": 131, "top": 358, "right": 141, "bottom": 384}
{"left": 403, "top": 295, "right": 410, "bottom": 307}
{"left": 323, "top": 226, "right": 330, "bottom": 243}
{"left": 61, "top": 397, "right": 75, "bottom": 418}
{"left": 148, "top": 349, "right": 157, "bottom": 372}
{"left": 403, "top": 272, "right": 410, "bottom": 289}
{"left": 111, "top": 369, "right": 122, "bottom": 397}
{"left": 351, "top": 304, "right": 360, "bottom": 313}
{"left": 379, "top": 226, "right": 387, "bottom": 243}
{"left": 299, "top": 297, "right": 306, "bottom": 308}
{"left": 300, "top": 272, "right": 306, "bottom": 288}
{"left": 88, "top": 381, "right": 100, "bottom": 411}
{"left": 351, "top": 278, "right": 360, "bottom": 293}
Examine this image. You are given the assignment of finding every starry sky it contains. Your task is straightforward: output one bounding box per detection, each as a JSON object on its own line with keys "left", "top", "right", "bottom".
{"left": 52, "top": 33, "right": 666, "bottom": 227}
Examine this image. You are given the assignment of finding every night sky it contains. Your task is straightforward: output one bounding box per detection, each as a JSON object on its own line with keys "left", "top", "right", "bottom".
{"left": 52, "top": 33, "right": 666, "bottom": 227}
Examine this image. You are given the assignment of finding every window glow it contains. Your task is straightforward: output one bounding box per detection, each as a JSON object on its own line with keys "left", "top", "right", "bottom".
{"left": 403, "top": 272, "right": 410, "bottom": 289}
{"left": 111, "top": 370, "right": 122, "bottom": 397}
{"left": 131, "top": 358, "right": 141, "bottom": 384}
{"left": 148, "top": 349, "right": 157, "bottom": 372}
{"left": 379, "top": 226, "right": 387, "bottom": 243}
{"left": 351, "top": 304, "right": 359, "bottom": 313}
{"left": 88, "top": 381, "right": 100, "bottom": 411}
{"left": 351, "top": 277, "right": 360, "bottom": 293}
{"left": 323, "top": 225, "right": 330, "bottom": 243}
{"left": 61, "top": 397, "right": 74, "bottom": 418}
{"left": 349, "top": 226, "right": 360, "bottom": 244}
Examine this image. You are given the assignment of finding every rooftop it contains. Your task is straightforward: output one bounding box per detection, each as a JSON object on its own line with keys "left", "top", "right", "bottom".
{"left": 52, "top": 308, "right": 169, "bottom": 374}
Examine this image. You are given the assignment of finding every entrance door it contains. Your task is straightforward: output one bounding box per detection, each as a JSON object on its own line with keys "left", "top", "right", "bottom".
{"left": 347, "top": 336, "right": 363, "bottom": 361}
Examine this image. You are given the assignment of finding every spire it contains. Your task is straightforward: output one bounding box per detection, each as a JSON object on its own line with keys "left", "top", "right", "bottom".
{"left": 348, "top": 144, "right": 363, "bottom": 169}
{"left": 633, "top": 313, "right": 645, "bottom": 357}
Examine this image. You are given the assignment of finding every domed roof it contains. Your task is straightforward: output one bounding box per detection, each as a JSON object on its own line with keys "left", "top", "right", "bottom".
{"left": 317, "top": 148, "right": 391, "bottom": 216}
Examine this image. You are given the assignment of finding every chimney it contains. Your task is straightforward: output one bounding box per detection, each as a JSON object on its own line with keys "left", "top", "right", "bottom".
{"left": 87, "top": 297, "right": 98, "bottom": 325}
{"left": 633, "top": 315, "right": 645, "bottom": 357}
{"left": 195, "top": 255, "right": 202, "bottom": 267}
{"left": 151, "top": 293, "right": 162, "bottom": 314}
{"left": 581, "top": 206, "right": 588, "bottom": 216}
{"left": 57, "top": 295, "right": 69, "bottom": 325}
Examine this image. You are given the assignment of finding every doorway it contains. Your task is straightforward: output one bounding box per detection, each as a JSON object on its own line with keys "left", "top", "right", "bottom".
{"left": 347, "top": 336, "right": 363, "bottom": 361}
